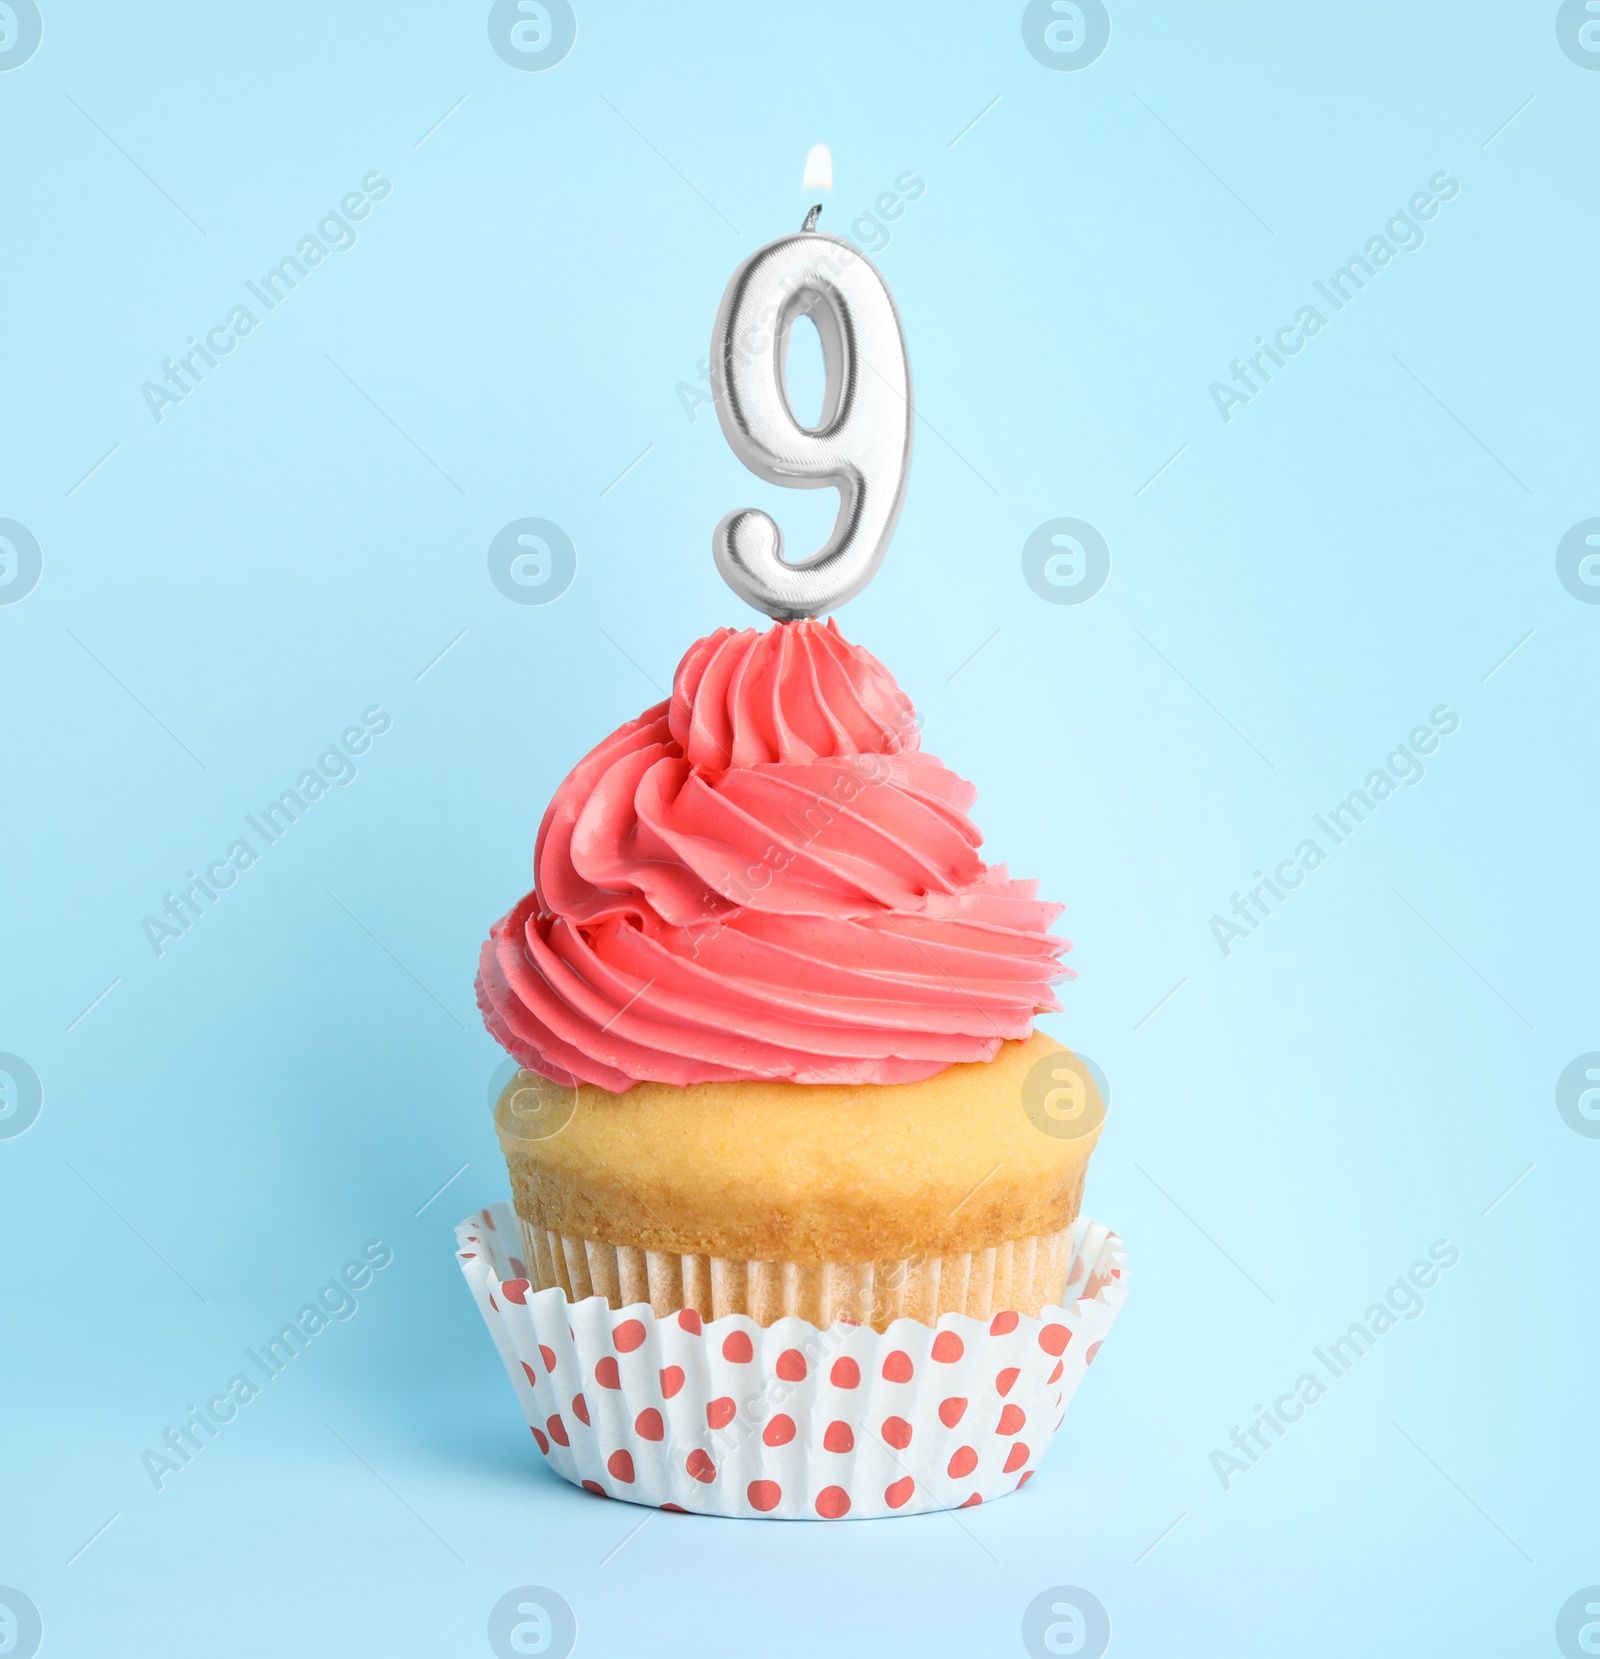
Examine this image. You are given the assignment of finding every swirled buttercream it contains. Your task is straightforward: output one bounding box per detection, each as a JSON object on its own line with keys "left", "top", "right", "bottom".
{"left": 476, "top": 619, "right": 1069, "bottom": 1091}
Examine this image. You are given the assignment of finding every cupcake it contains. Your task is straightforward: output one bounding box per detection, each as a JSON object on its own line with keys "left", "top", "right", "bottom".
{"left": 476, "top": 618, "right": 1105, "bottom": 1331}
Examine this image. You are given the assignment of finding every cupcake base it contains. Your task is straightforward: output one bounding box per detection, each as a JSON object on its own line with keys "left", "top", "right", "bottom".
{"left": 494, "top": 1034, "right": 1103, "bottom": 1316}
{"left": 518, "top": 1217, "right": 1078, "bottom": 1330}
{"left": 458, "top": 1201, "right": 1128, "bottom": 1519}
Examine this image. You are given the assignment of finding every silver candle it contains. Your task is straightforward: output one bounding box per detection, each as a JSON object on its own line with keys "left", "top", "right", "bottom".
{"left": 710, "top": 224, "right": 913, "bottom": 619}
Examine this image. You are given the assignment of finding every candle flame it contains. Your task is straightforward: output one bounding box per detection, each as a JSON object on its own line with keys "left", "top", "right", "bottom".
{"left": 802, "top": 144, "right": 833, "bottom": 192}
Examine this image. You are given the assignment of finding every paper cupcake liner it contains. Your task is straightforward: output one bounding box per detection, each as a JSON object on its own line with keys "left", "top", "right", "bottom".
{"left": 457, "top": 1201, "right": 1129, "bottom": 1519}
{"left": 516, "top": 1216, "right": 1079, "bottom": 1329}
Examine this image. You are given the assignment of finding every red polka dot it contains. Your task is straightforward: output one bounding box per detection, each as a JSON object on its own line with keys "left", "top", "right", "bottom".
{"left": 677, "top": 1308, "right": 703, "bottom": 1334}
{"left": 614, "top": 1318, "right": 647, "bottom": 1352}
{"left": 958, "top": 1492, "right": 983, "bottom": 1508}
{"left": 997, "top": 1404, "right": 1026, "bottom": 1436}
{"left": 1002, "top": 1442, "right": 1029, "bottom": 1473}
{"left": 607, "top": 1449, "right": 636, "bottom": 1483}
{"left": 706, "top": 1397, "right": 736, "bottom": 1429}
{"left": 685, "top": 1449, "right": 716, "bottom": 1483}
{"left": 571, "top": 1393, "right": 590, "bottom": 1426}
{"left": 931, "top": 1330, "right": 964, "bottom": 1363}
{"left": 488, "top": 1294, "right": 497, "bottom": 1312}
{"left": 581, "top": 1478, "right": 605, "bottom": 1496}
{"left": 830, "top": 1357, "right": 861, "bottom": 1389}
{"left": 995, "top": 1366, "right": 1020, "bottom": 1397}
{"left": 824, "top": 1420, "right": 854, "bottom": 1453}
{"left": 509, "top": 1255, "right": 526, "bottom": 1276}
{"left": 776, "top": 1348, "right": 807, "bottom": 1381}
{"left": 521, "top": 1360, "right": 538, "bottom": 1387}
{"left": 938, "top": 1397, "right": 968, "bottom": 1428}
{"left": 1039, "top": 1323, "right": 1071, "bottom": 1355}
{"left": 635, "top": 1408, "right": 665, "bottom": 1441}
{"left": 1016, "top": 1470, "right": 1034, "bottom": 1488}
{"left": 990, "top": 1311, "right": 1019, "bottom": 1335}
{"left": 763, "top": 1414, "right": 796, "bottom": 1447}
{"left": 1046, "top": 1360, "right": 1063, "bottom": 1384}
{"left": 722, "top": 1331, "right": 754, "bottom": 1363}
{"left": 660, "top": 1365, "right": 685, "bottom": 1399}
{"left": 815, "top": 1485, "right": 851, "bottom": 1519}
{"left": 882, "top": 1350, "right": 914, "bottom": 1383}
{"left": 948, "top": 1445, "right": 978, "bottom": 1478}
{"left": 539, "top": 1344, "right": 556, "bottom": 1373}
{"left": 547, "top": 1415, "right": 569, "bottom": 1447}
{"left": 881, "top": 1415, "right": 913, "bottom": 1449}
{"left": 531, "top": 1426, "right": 549, "bottom": 1454}
{"left": 885, "top": 1476, "right": 915, "bottom": 1509}
{"left": 747, "top": 1479, "right": 782, "bottom": 1511}
{"left": 594, "top": 1357, "right": 621, "bottom": 1390}
{"left": 1086, "top": 1340, "right": 1102, "bottom": 1365}
{"left": 501, "top": 1278, "right": 530, "bottom": 1304}
{"left": 660, "top": 1502, "right": 688, "bottom": 1511}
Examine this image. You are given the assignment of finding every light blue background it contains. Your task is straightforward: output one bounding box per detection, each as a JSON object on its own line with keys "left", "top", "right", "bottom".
{"left": 5, "top": 4, "right": 1596, "bottom": 1655}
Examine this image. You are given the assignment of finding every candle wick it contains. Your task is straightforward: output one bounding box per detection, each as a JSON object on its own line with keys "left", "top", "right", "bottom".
{"left": 801, "top": 203, "right": 821, "bottom": 232}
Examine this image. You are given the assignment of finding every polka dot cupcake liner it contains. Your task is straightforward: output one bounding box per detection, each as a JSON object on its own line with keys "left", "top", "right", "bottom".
{"left": 456, "top": 1202, "right": 1129, "bottom": 1520}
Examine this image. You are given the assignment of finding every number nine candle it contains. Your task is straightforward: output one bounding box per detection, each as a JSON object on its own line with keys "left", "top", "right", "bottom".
{"left": 709, "top": 192, "right": 914, "bottom": 620}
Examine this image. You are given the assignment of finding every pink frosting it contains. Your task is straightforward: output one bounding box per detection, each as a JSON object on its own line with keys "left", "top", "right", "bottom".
{"left": 476, "top": 619, "right": 1070, "bottom": 1092}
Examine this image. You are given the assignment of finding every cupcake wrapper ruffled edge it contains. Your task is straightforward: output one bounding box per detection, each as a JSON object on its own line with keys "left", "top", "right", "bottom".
{"left": 456, "top": 1201, "right": 1129, "bottom": 1520}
